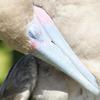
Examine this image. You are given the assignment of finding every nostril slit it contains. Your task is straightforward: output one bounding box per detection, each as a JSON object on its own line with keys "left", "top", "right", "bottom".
{"left": 51, "top": 40, "right": 55, "bottom": 44}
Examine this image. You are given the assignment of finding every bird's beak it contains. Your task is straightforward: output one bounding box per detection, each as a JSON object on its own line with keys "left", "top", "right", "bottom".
{"left": 28, "top": 6, "right": 100, "bottom": 95}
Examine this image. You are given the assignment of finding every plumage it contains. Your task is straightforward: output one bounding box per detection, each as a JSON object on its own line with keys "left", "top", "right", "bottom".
{"left": 0, "top": 0, "right": 100, "bottom": 98}
{"left": 0, "top": 0, "right": 33, "bottom": 53}
{"left": 0, "top": 54, "right": 37, "bottom": 100}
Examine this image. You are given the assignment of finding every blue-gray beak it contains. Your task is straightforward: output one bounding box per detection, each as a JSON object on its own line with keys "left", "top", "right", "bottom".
{"left": 27, "top": 6, "right": 100, "bottom": 95}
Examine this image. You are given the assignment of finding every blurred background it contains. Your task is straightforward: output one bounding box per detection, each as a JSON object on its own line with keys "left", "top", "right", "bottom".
{"left": 0, "top": 40, "right": 24, "bottom": 85}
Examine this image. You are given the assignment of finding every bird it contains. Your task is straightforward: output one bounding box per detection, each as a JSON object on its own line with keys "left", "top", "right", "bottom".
{"left": 0, "top": 0, "right": 100, "bottom": 96}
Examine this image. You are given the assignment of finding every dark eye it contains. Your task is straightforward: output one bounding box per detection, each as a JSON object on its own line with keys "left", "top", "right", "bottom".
{"left": 28, "top": 31, "right": 39, "bottom": 39}
{"left": 28, "top": 30, "right": 42, "bottom": 41}
{"left": 28, "top": 24, "right": 42, "bottom": 40}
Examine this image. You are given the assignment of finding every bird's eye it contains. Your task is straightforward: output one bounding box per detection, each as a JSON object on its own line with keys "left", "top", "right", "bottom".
{"left": 28, "top": 31, "right": 40, "bottom": 40}
{"left": 28, "top": 24, "right": 42, "bottom": 41}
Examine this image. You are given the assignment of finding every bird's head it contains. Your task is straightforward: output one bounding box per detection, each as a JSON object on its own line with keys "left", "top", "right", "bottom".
{"left": 0, "top": 0, "right": 100, "bottom": 95}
